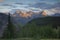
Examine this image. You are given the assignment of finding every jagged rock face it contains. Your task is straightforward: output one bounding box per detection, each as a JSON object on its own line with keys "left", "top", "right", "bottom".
{"left": 10, "top": 9, "right": 59, "bottom": 26}
{"left": 10, "top": 9, "right": 43, "bottom": 26}
{"left": 0, "top": 13, "right": 8, "bottom": 37}
{"left": 41, "top": 10, "right": 47, "bottom": 16}
{"left": 10, "top": 9, "right": 60, "bottom": 27}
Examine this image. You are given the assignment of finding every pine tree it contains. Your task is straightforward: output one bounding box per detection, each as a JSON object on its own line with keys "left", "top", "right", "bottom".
{"left": 2, "top": 13, "right": 16, "bottom": 39}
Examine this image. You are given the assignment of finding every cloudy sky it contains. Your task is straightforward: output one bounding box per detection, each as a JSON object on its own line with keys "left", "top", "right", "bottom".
{"left": 0, "top": 0, "right": 59, "bottom": 4}
{"left": 0, "top": 0, "right": 60, "bottom": 13}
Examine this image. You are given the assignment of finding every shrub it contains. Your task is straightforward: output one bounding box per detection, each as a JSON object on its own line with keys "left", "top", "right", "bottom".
{"left": 58, "top": 27, "right": 60, "bottom": 38}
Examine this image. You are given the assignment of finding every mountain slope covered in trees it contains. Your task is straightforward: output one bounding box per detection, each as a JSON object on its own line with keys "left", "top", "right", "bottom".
{"left": 16, "top": 16, "right": 60, "bottom": 38}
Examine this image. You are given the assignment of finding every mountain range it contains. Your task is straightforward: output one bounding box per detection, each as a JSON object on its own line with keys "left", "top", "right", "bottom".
{"left": 10, "top": 9, "right": 60, "bottom": 27}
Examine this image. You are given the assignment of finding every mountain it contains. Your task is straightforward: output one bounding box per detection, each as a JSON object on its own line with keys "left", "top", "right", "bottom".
{"left": 0, "top": 13, "right": 8, "bottom": 37}
{"left": 53, "top": 13, "right": 60, "bottom": 16}
{"left": 10, "top": 9, "right": 60, "bottom": 26}
{"left": 20, "top": 16, "right": 60, "bottom": 38}
{"left": 10, "top": 9, "right": 44, "bottom": 26}
{"left": 25, "top": 16, "right": 60, "bottom": 28}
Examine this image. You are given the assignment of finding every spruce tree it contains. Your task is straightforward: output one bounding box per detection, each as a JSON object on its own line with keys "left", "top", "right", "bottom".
{"left": 2, "top": 13, "right": 16, "bottom": 39}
